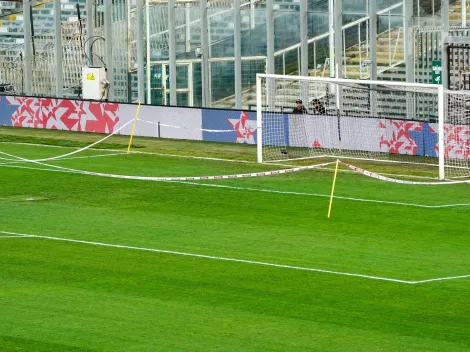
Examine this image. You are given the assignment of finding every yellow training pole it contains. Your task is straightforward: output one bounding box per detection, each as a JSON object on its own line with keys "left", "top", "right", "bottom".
{"left": 127, "top": 101, "right": 142, "bottom": 153}
{"left": 327, "top": 159, "right": 340, "bottom": 219}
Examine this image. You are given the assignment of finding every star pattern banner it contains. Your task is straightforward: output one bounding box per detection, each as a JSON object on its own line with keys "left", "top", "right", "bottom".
{"left": 5, "top": 96, "right": 120, "bottom": 133}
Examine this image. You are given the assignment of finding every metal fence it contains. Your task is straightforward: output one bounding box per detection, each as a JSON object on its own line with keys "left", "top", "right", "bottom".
{"left": 0, "top": 0, "right": 468, "bottom": 110}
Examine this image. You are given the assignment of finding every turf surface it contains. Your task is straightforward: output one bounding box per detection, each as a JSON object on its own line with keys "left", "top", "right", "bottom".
{"left": 1, "top": 128, "right": 469, "bottom": 351}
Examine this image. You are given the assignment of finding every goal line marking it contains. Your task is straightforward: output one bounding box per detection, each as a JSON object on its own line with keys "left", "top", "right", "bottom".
{"left": 1, "top": 230, "right": 469, "bottom": 285}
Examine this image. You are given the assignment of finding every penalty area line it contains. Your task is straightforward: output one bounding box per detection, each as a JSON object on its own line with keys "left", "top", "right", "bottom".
{"left": 2, "top": 230, "right": 467, "bottom": 286}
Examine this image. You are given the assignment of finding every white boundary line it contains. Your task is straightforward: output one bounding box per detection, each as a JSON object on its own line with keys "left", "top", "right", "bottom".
{"left": 2, "top": 162, "right": 470, "bottom": 208}
{"left": 342, "top": 162, "right": 470, "bottom": 185}
{"left": 1, "top": 230, "right": 468, "bottom": 285}
{"left": 0, "top": 235, "right": 33, "bottom": 238}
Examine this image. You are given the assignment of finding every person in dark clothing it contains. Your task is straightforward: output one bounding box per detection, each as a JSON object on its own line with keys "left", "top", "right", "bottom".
{"left": 311, "top": 98, "right": 326, "bottom": 115}
{"left": 292, "top": 99, "right": 308, "bottom": 114}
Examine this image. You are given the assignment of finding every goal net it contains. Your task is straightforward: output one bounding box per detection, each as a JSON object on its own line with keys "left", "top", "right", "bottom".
{"left": 256, "top": 74, "right": 470, "bottom": 179}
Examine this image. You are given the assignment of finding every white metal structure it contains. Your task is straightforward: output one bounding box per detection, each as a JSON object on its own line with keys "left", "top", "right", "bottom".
{"left": 257, "top": 74, "right": 470, "bottom": 180}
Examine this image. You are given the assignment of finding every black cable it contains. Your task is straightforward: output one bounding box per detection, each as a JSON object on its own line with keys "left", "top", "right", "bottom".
{"left": 83, "top": 36, "right": 105, "bottom": 67}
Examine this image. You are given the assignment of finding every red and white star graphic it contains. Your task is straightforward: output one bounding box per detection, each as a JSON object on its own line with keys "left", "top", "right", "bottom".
{"left": 227, "top": 111, "right": 257, "bottom": 144}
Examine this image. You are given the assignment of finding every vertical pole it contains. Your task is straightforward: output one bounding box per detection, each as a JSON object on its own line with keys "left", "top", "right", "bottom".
{"left": 168, "top": 0, "right": 177, "bottom": 106}
{"left": 404, "top": 1, "right": 414, "bottom": 137}
{"left": 256, "top": 74, "right": 263, "bottom": 163}
{"left": 327, "top": 159, "right": 340, "bottom": 219}
{"left": 185, "top": 3, "right": 191, "bottom": 52}
{"left": 403, "top": 1, "right": 414, "bottom": 83}
{"left": 334, "top": 0, "right": 343, "bottom": 141}
{"left": 23, "top": 0, "right": 32, "bottom": 95}
{"left": 417, "top": 0, "right": 420, "bottom": 28}
{"left": 250, "top": 0, "right": 255, "bottom": 29}
{"left": 462, "top": 0, "right": 467, "bottom": 27}
{"left": 369, "top": 0, "right": 377, "bottom": 119}
{"left": 162, "top": 63, "right": 167, "bottom": 105}
{"left": 300, "top": 0, "right": 308, "bottom": 106}
{"left": 234, "top": 0, "right": 242, "bottom": 109}
{"left": 368, "top": 0, "right": 377, "bottom": 81}
{"left": 442, "top": 0, "right": 449, "bottom": 90}
{"left": 358, "top": 24, "right": 362, "bottom": 78}
{"left": 146, "top": 0, "right": 151, "bottom": 104}
{"left": 266, "top": 0, "right": 274, "bottom": 110}
{"left": 188, "top": 62, "right": 194, "bottom": 106}
{"left": 438, "top": 85, "right": 445, "bottom": 179}
{"left": 328, "top": 0, "right": 334, "bottom": 77}
{"left": 136, "top": 0, "right": 145, "bottom": 103}
{"left": 54, "top": 0, "right": 63, "bottom": 97}
{"left": 334, "top": 0, "right": 343, "bottom": 79}
{"left": 313, "top": 41, "right": 317, "bottom": 76}
{"left": 388, "top": 11, "right": 392, "bottom": 66}
{"left": 200, "top": 0, "right": 210, "bottom": 107}
{"left": 86, "top": 0, "right": 93, "bottom": 65}
{"left": 266, "top": 0, "right": 274, "bottom": 75}
{"left": 104, "top": 0, "right": 114, "bottom": 101}
{"left": 300, "top": 0, "right": 308, "bottom": 77}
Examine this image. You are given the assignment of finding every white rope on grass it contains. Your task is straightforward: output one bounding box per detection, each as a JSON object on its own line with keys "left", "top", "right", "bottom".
{"left": 342, "top": 162, "right": 470, "bottom": 185}
{"left": 5, "top": 119, "right": 134, "bottom": 163}
{"left": 0, "top": 150, "right": 335, "bottom": 182}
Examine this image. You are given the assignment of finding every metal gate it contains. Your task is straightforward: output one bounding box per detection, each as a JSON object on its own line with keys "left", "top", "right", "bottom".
{"left": 447, "top": 44, "right": 470, "bottom": 90}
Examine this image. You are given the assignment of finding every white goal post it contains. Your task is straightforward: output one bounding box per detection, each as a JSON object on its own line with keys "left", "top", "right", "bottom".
{"left": 256, "top": 74, "right": 470, "bottom": 180}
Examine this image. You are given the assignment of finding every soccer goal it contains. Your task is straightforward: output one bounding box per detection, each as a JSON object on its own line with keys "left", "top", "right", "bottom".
{"left": 256, "top": 74, "right": 470, "bottom": 179}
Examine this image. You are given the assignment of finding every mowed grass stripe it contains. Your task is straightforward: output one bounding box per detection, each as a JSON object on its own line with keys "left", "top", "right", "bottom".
{"left": 1, "top": 238, "right": 470, "bottom": 352}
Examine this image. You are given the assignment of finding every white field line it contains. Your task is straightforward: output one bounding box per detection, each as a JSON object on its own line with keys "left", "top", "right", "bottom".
{"left": 0, "top": 141, "right": 447, "bottom": 180}
{"left": 1, "top": 230, "right": 468, "bottom": 285}
{"left": 413, "top": 274, "right": 470, "bottom": 284}
{"left": 2, "top": 162, "right": 470, "bottom": 209}
{"left": 0, "top": 230, "right": 411, "bottom": 284}
{"left": 0, "top": 235, "right": 34, "bottom": 238}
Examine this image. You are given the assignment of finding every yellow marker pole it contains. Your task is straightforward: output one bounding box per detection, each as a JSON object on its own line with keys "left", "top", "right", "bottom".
{"left": 127, "top": 101, "right": 142, "bottom": 153}
{"left": 327, "top": 159, "right": 340, "bottom": 219}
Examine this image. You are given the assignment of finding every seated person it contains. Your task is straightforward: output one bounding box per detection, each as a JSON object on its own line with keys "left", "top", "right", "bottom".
{"left": 292, "top": 99, "right": 308, "bottom": 114}
{"left": 311, "top": 99, "right": 326, "bottom": 115}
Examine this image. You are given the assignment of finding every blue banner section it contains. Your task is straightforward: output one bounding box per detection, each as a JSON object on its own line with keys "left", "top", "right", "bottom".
{"left": 202, "top": 109, "right": 258, "bottom": 144}
{"left": 262, "top": 113, "right": 290, "bottom": 147}
{"left": 409, "top": 122, "right": 438, "bottom": 157}
{"left": 0, "top": 96, "right": 16, "bottom": 127}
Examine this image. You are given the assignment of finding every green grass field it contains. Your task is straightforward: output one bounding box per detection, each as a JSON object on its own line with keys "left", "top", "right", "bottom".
{"left": 1, "top": 127, "right": 469, "bottom": 351}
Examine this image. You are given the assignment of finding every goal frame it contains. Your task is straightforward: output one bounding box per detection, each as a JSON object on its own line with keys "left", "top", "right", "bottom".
{"left": 256, "top": 73, "right": 445, "bottom": 180}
